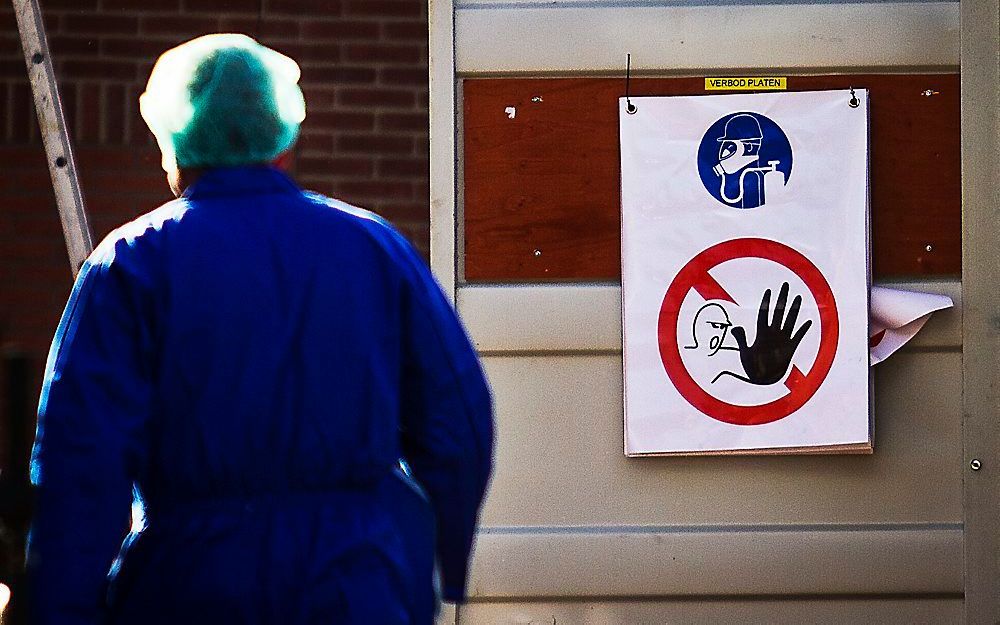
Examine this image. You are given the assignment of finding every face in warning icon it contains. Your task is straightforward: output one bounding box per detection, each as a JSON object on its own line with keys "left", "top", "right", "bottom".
{"left": 697, "top": 112, "right": 793, "bottom": 209}
{"left": 684, "top": 303, "right": 739, "bottom": 357}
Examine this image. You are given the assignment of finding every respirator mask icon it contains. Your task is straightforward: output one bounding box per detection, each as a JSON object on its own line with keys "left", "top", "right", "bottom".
{"left": 711, "top": 114, "right": 784, "bottom": 206}
{"left": 713, "top": 139, "right": 760, "bottom": 176}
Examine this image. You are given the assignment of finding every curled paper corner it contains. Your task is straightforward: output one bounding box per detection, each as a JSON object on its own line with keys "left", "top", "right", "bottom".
{"left": 869, "top": 285, "right": 954, "bottom": 365}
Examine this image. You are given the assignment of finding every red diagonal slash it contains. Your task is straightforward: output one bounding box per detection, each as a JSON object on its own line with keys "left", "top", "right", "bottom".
{"left": 692, "top": 271, "right": 737, "bottom": 303}
{"left": 784, "top": 365, "right": 806, "bottom": 391}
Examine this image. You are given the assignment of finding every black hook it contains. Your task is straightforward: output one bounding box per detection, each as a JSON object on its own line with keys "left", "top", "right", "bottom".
{"left": 848, "top": 87, "right": 860, "bottom": 108}
{"left": 625, "top": 54, "right": 637, "bottom": 114}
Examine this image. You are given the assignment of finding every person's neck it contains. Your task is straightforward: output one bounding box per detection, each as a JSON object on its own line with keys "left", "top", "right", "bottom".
{"left": 169, "top": 151, "right": 294, "bottom": 198}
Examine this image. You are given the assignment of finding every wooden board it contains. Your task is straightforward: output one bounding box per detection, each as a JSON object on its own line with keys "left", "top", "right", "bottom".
{"left": 463, "top": 75, "right": 960, "bottom": 282}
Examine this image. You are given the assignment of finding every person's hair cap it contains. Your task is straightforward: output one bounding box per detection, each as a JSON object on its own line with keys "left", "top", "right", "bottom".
{"left": 140, "top": 33, "right": 306, "bottom": 171}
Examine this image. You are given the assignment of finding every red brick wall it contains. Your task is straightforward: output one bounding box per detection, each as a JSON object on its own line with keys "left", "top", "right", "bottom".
{"left": 0, "top": 1, "right": 430, "bottom": 460}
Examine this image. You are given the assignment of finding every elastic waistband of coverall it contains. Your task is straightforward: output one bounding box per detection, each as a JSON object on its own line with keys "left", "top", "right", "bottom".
{"left": 142, "top": 467, "right": 422, "bottom": 523}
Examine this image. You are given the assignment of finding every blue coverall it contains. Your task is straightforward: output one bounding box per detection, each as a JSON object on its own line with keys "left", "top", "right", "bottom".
{"left": 27, "top": 167, "right": 494, "bottom": 624}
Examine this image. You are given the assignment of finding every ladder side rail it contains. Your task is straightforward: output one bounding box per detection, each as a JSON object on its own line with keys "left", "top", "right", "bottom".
{"left": 12, "top": 0, "right": 93, "bottom": 278}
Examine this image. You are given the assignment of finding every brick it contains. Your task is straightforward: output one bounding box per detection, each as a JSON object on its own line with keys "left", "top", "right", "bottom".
{"left": 336, "top": 133, "right": 411, "bottom": 154}
{"left": 382, "top": 20, "right": 426, "bottom": 41}
{"left": 101, "top": 37, "right": 175, "bottom": 58}
{"left": 299, "top": 155, "right": 373, "bottom": 177}
{"left": 306, "top": 110, "right": 373, "bottom": 131}
{"left": 295, "top": 132, "right": 334, "bottom": 153}
{"left": 139, "top": 15, "right": 220, "bottom": 36}
{"left": 269, "top": 0, "right": 341, "bottom": 16}
{"left": 43, "top": 0, "right": 97, "bottom": 8}
{"left": 49, "top": 35, "right": 99, "bottom": 55}
{"left": 77, "top": 83, "right": 101, "bottom": 143}
{"left": 181, "top": 0, "right": 251, "bottom": 12}
{"left": 344, "top": 0, "right": 420, "bottom": 18}
{"left": 301, "top": 66, "right": 375, "bottom": 86}
{"left": 296, "top": 177, "right": 336, "bottom": 196}
{"left": 103, "top": 0, "right": 180, "bottom": 11}
{"left": 0, "top": 32, "right": 20, "bottom": 57}
{"left": 343, "top": 43, "right": 420, "bottom": 64}
{"left": 301, "top": 87, "right": 337, "bottom": 107}
{"left": 218, "top": 17, "right": 299, "bottom": 39}
{"left": 334, "top": 179, "right": 411, "bottom": 200}
{"left": 103, "top": 83, "right": 126, "bottom": 144}
{"left": 0, "top": 165, "right": 48, "bottom": 193}
{"left": 61, "top": 14, "right": 138, "bottom": 35}
{"left": 76, "top": 146, "right": 144, "bottom": 170}
{"left": 280, "top": 42, "right": 340, "bottom": 65}
{"left": 338, "top": 87, "right": 414, "bottom": 108}
{"left": 377, "top": 156, "right": 427, "bottom": 177}
{"left": 0, "top": 59, "right": 24, "bottom": 79}
{"left": 300, "top": 20, "right": 378, "bottom": 40}
{"left": 376, "top": 201, "right": 427, "bottom": 222}
{"left": 62, "top": 59, "right": 136, "bottom": 80}
{"left": 379, "top": 67, "right": 427, "bottom": 86}
{"left": 377, "top": 111, "right": 426, "bottom": 132}
{"left": 9, "top": 82, "right": 38, "bottom": 143}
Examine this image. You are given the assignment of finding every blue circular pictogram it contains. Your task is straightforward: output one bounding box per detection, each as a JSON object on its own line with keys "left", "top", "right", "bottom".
{"left": 697, "top": 111, "right": 793, "bottom": 209}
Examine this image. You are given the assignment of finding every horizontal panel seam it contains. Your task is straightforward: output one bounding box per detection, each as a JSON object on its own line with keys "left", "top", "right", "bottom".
{"left": 480, "top": 522, "right": 963, "bottom": 534}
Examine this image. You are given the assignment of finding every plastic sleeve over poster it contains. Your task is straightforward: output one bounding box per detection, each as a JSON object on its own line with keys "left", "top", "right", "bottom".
{"left": 620, "top": 90, "right": 871, "bottom": 456}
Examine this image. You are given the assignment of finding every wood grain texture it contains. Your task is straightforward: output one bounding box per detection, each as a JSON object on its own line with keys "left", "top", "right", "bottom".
{"left": 463, "top": 75, "right": 960, "bottom": 282}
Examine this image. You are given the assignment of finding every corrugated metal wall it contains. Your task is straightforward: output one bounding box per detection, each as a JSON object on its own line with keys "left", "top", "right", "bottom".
{"left": 432, "top": 1, "right": 973, "bottom": 622}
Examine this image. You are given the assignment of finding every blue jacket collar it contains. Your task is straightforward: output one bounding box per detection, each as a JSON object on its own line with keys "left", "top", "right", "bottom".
{"left": 182, "top": 166, "right": 301, "bottom": 200}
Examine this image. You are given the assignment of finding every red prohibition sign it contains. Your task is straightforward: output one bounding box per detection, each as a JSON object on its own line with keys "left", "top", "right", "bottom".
{"left": 658, "top": 238, "right": 839, "bottom": 426}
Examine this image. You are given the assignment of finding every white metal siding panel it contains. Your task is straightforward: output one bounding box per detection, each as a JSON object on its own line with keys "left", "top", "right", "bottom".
{"left": 459, "top": 598, "right": 963, "bottom": 624}
{"left": 478, "top": 350, "right": 960, "bottom": 527}
{"left": 457, "top": 281, "right": 960, "bottom": 353}
{"left": 455, "top": 3, "right": 959, "bottom": 74}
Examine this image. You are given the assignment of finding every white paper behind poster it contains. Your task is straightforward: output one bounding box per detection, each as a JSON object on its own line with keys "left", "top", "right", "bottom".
{"left": 621, "top": 90, "right": 871, "bottom": 456}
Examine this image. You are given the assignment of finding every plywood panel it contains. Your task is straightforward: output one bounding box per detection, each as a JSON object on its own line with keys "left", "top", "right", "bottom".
{"left": 463, "top": 75, "right": 960, "bottom": 281}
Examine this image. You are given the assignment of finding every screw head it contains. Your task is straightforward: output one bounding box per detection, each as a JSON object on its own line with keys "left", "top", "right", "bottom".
{"left": 924, "top": 244, "right": 933, "bottom": 252}
{"left": 971, "top": 459, "right": 982, "bottom": 471}
{"left": 532, "top": 249, "right": 542, "bottom": 257}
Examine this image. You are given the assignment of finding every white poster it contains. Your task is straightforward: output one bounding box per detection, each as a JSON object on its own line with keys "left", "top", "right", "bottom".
{"left": 621, "top": 90, "right": 871, "bottom": 456}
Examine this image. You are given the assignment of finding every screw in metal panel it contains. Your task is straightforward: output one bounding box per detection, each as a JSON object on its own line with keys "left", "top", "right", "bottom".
{"left": 924, "top": 244, "right": 933, "bottom": 252}
{"left": 533, "top": 249, "right": 542, "bottom": 257}
{"left": 970, "top": 459, "right": 982, "bottom": 471}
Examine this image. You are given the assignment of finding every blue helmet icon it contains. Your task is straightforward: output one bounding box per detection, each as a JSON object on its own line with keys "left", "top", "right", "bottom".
{"left": 717, "top": 113, "right": 763, "bottom": 143}
{"left": 697, "top": 111, "right": 793, "bottom": 209}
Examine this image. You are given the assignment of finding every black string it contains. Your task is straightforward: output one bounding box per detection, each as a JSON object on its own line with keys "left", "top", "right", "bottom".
{"left": 625, "top": 53, "right": 637, "bottom": 114}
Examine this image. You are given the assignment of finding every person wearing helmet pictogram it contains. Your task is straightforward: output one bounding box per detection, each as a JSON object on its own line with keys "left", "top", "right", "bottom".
{"left": 712, "top": 113, "right": 768, "bottom": 208}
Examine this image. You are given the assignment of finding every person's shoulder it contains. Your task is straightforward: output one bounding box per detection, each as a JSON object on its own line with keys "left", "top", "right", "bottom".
{"left": 300, "top": 191, "right": 420, "bottom": 262}
{"left": 89, "top": 198, "right": 192, "bottom": 267}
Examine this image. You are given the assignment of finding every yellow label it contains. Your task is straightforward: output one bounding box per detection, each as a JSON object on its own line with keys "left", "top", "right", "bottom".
{"left": 705, "top": 77, "right": 787, "bottom": 91}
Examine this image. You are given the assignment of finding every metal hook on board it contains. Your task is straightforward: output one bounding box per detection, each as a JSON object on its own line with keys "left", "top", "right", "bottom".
{"left": 625, "top": 54, "right": 637, "bottom": 114}
{"left": 848, "top": 87, "right": 860, "bottom": 108}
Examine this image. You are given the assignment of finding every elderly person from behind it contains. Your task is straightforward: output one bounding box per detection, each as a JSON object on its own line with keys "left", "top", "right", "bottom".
{"left": 26, "top": 34, "right": 493, "bottom": 625}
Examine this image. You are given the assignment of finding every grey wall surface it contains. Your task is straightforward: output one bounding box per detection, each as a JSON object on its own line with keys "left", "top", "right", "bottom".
{"left": 431, "top": 1, "right": 969, "bottom": 622}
